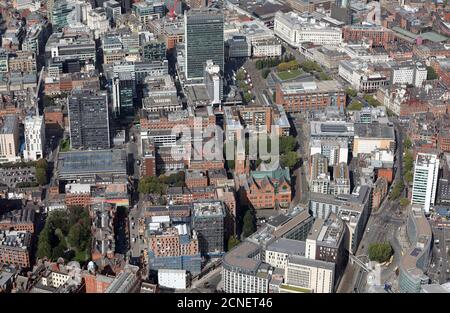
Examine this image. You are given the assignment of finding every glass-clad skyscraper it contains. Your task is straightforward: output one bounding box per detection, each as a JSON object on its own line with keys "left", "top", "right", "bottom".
{"left": 184, "top": 8, "right": 224, "bottom": 80}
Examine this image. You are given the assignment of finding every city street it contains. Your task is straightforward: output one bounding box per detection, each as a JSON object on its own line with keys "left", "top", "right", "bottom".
{"left": 428, "top": 225, "right": 450, "bottom": 284}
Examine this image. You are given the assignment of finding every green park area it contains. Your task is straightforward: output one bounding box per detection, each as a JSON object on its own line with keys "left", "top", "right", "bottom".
{"left": 277, "top": 69, "right": 303, "bottom": 81}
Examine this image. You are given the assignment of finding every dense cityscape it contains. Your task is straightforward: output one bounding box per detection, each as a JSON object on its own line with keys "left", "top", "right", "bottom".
{"left": 0, "top": 0, "right": 449, "bottom": 296}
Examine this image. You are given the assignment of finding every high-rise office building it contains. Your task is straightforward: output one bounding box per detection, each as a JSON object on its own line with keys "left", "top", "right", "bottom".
{"left": 0, "top": 115, "right": 20, "bottom": 162}
{"left": 112, "top": 72, "right": 134, "bottom": 118}
{"left": 24, "top": 115, "right": 46, "bottom": 161}
{"left": 51, "top": 1, "right": 75, "bottom": 31}
{"left": 411, "top": 153, "right": 440, "bottom": 214}
{"left": 191, "top": 201, "right": 225, "bottom": 257}
{"left": 68, "top": 89, "right": 111, "bottom": 150}
{"left": 331, "top": 0, "right": 352, "bottom": 25}
{"left": 184, "top": 8, "right": 224, "bottom": 80}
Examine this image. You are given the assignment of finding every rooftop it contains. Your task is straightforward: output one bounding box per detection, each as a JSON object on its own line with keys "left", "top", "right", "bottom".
{"left": 57, "top": 149, "right": 127, "bottom": 176}
{"left": 354, "top": 122, "right": 395, "bottom": 140}
{"left": 192, "top": 201, "right": 224, "bottom": 217}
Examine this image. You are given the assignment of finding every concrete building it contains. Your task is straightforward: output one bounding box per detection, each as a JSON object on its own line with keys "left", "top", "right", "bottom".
{"left": 57, "top": 149, "right": 128, "bottom": 184}
{"left": 274, "top": 12, "right": 342, "bottom": 47}
{"left": 68, "top": 89, "right": 110, "bottom": 150}
{"left": 105, "top": 264, "right": 141, "bottom": 293}
{"left": 390, "top": 61, "right": 427, "bottom": 88}
{"left": 24, "top": 115, "right": 46, "bottom": 161}
{"left": 399, "top": 206, "right": 432, "bottom": 293}
{"left": 353, "top": 123, "right": 395, "bottom": 157}
{"left": 338, "top": 60, "right": 390, "bottom": 93}
{"left": 309, "top": 185, "right": 372, "bottom": 254}
{"left": 222, "top": 207, "right": 315, "bottom": 293}
{"left": 411, "top": 153, "right": 440, "bottom": 214}
{"left": 0, "top": 115, "right": 20, "bottom": 163}
{"left": 203, "top": 60, "right": 223, "bottom": 105}
{"left": 310, "top": 138, "right": 348, "bottom": 166}
{"left": 252, "top": 38, "right": 282, "bottom": 58}
{"left": 158, "top": 269, "right": 187, "bottom": 289}
{"left": 222, "top": 241, "right": 270, "bottom": 293}
{"left": 331, "top": 163, "right": 351, "bottom": 196}
{"left": 282, "top": 255, "right": 335, "bottom": 293}
{"left": 309, "top": 153, "right": 330, "bottom": 195}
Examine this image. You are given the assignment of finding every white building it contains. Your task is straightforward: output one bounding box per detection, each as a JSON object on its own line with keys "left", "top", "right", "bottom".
{"left": 411, "top": 153, "right": 440, "bottom": 214}
{"left": 86, "top": 8, "right": 110, "bottom": 39}
{"left": 222, "top": 241, "right": 269, "bottom": 293}
{"left": 158, "top": 269, "right": 187, "bottom": 290}
{"left": 252, "top": 38, "right": 282, "bottom": 58}
{"left": 274, "top": 12, "right": 342, "bottom": 47}
{"left": 338, "top": 60, "right": 390, "bottom": 93}
{"left": 204, "top": 60, "right": 223, "bottom": 105}
{"left": 310, "top": 139, "right": 348, "bottom": 166}
{"left": 282, "top": 255, "right": 334, "bottom": 293}
{"left": 390, "top": 62, "right": 427, "bottom": 87}
{"left": 24, "top": 115, "right": 45, "bottom": 161}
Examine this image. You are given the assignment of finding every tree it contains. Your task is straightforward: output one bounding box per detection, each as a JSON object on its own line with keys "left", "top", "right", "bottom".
{"left": 242, "top": 209, "right": 256, "bottom": 238}
{"left": 316, "top": 72, "right": 332, "bottom": 81}
{"left": 279, "top": 136, "right": 296, "bottom": 155}
{"left": 347, "top": 101, "right": 363, "bottom": 111}
{"left": 236, "top": 69, "right": 246, "bottom": 81}
{"left": 389, "top": 181, "right": 404, "bottom": 200}
{"left": 243, "top": 92, "right": 253, "bottom": 103}
{"left": 426, "top": 66, "right": 438, "bottom": 80}
{"left": 42, "top": 95, "right": 55, "bottom": 107}
{"left": 255, "top": 60, "right": 263, "bottom": 70}
{"left": 404, "top": 171, "right": 413, "bottom": 184}
{"left": 403, "top": 137, "right": 412, "bottom": 150}
{"left": 400, "top": 198, "right": 410, "bottom": 207}
{"left": 403, "top": 150, "right": 414, "bottom": 173}
{"left": 345, "top": 88, "right": 358, "bottom": 98}
{"left": 300, "top": 60, "right": 320, "bottom": 73}
{"left": 368, "top": 242, "right": 393, "bottom": 263}
{"left": 138, "top": 176, "right": 167, "bottom": 195}
{"left": 51, "top": 243, "right": 66, "bottom": 261}
{"left": 67, "top": 223, "right": 82, "bottom": 250}
{"left": 364, "top": 95, "right": 381, "bottom": 107}
{"left": 227, "top": 236, "right": 240, "bottom": 251}
{"left": 37, "top": 227, "right": 52, "bottom": 259}
{"left": 281, "top": 151, "right": 299, "bottom": 169}
{"left": 36, "top": 158, "right": 48, "bottom": 169}
{"left": 226, "top": 160, "right": 235, "bottom": 170}
{"left": 262, "top": 68, "right": 271, "bottom": 79}
{"left": 35, "top": 167, "right": 48, "bottom": 185}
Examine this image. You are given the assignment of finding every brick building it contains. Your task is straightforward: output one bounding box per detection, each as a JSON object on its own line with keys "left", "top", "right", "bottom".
{"left": 244, "top": 165, "right": 292, "bottom": 210}
{"left": 185, "top": 170, "right": 208, "bottom": 189}
{"left": 83, "top": 272, "right": 114, "bottom": 293}
{"left": 275, "top": 80, "right": 346, "bottom": 113}
{"left": 342, "top": 25, "right": 395, "bottom": 47}
{"left": 0, "top": 230, "right": 32, "bottom": 268}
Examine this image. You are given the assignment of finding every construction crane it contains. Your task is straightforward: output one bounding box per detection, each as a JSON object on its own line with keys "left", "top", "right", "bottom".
{"left": 168, "top": 0, "right": 179, "bottom": 19}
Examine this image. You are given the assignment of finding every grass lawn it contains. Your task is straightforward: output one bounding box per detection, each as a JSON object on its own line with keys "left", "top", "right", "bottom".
{"left": 277, "top": 69, "right": 303, "bottom": 81}
{"left": 280, "top": 284, "right": 311, "bottom": 293}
